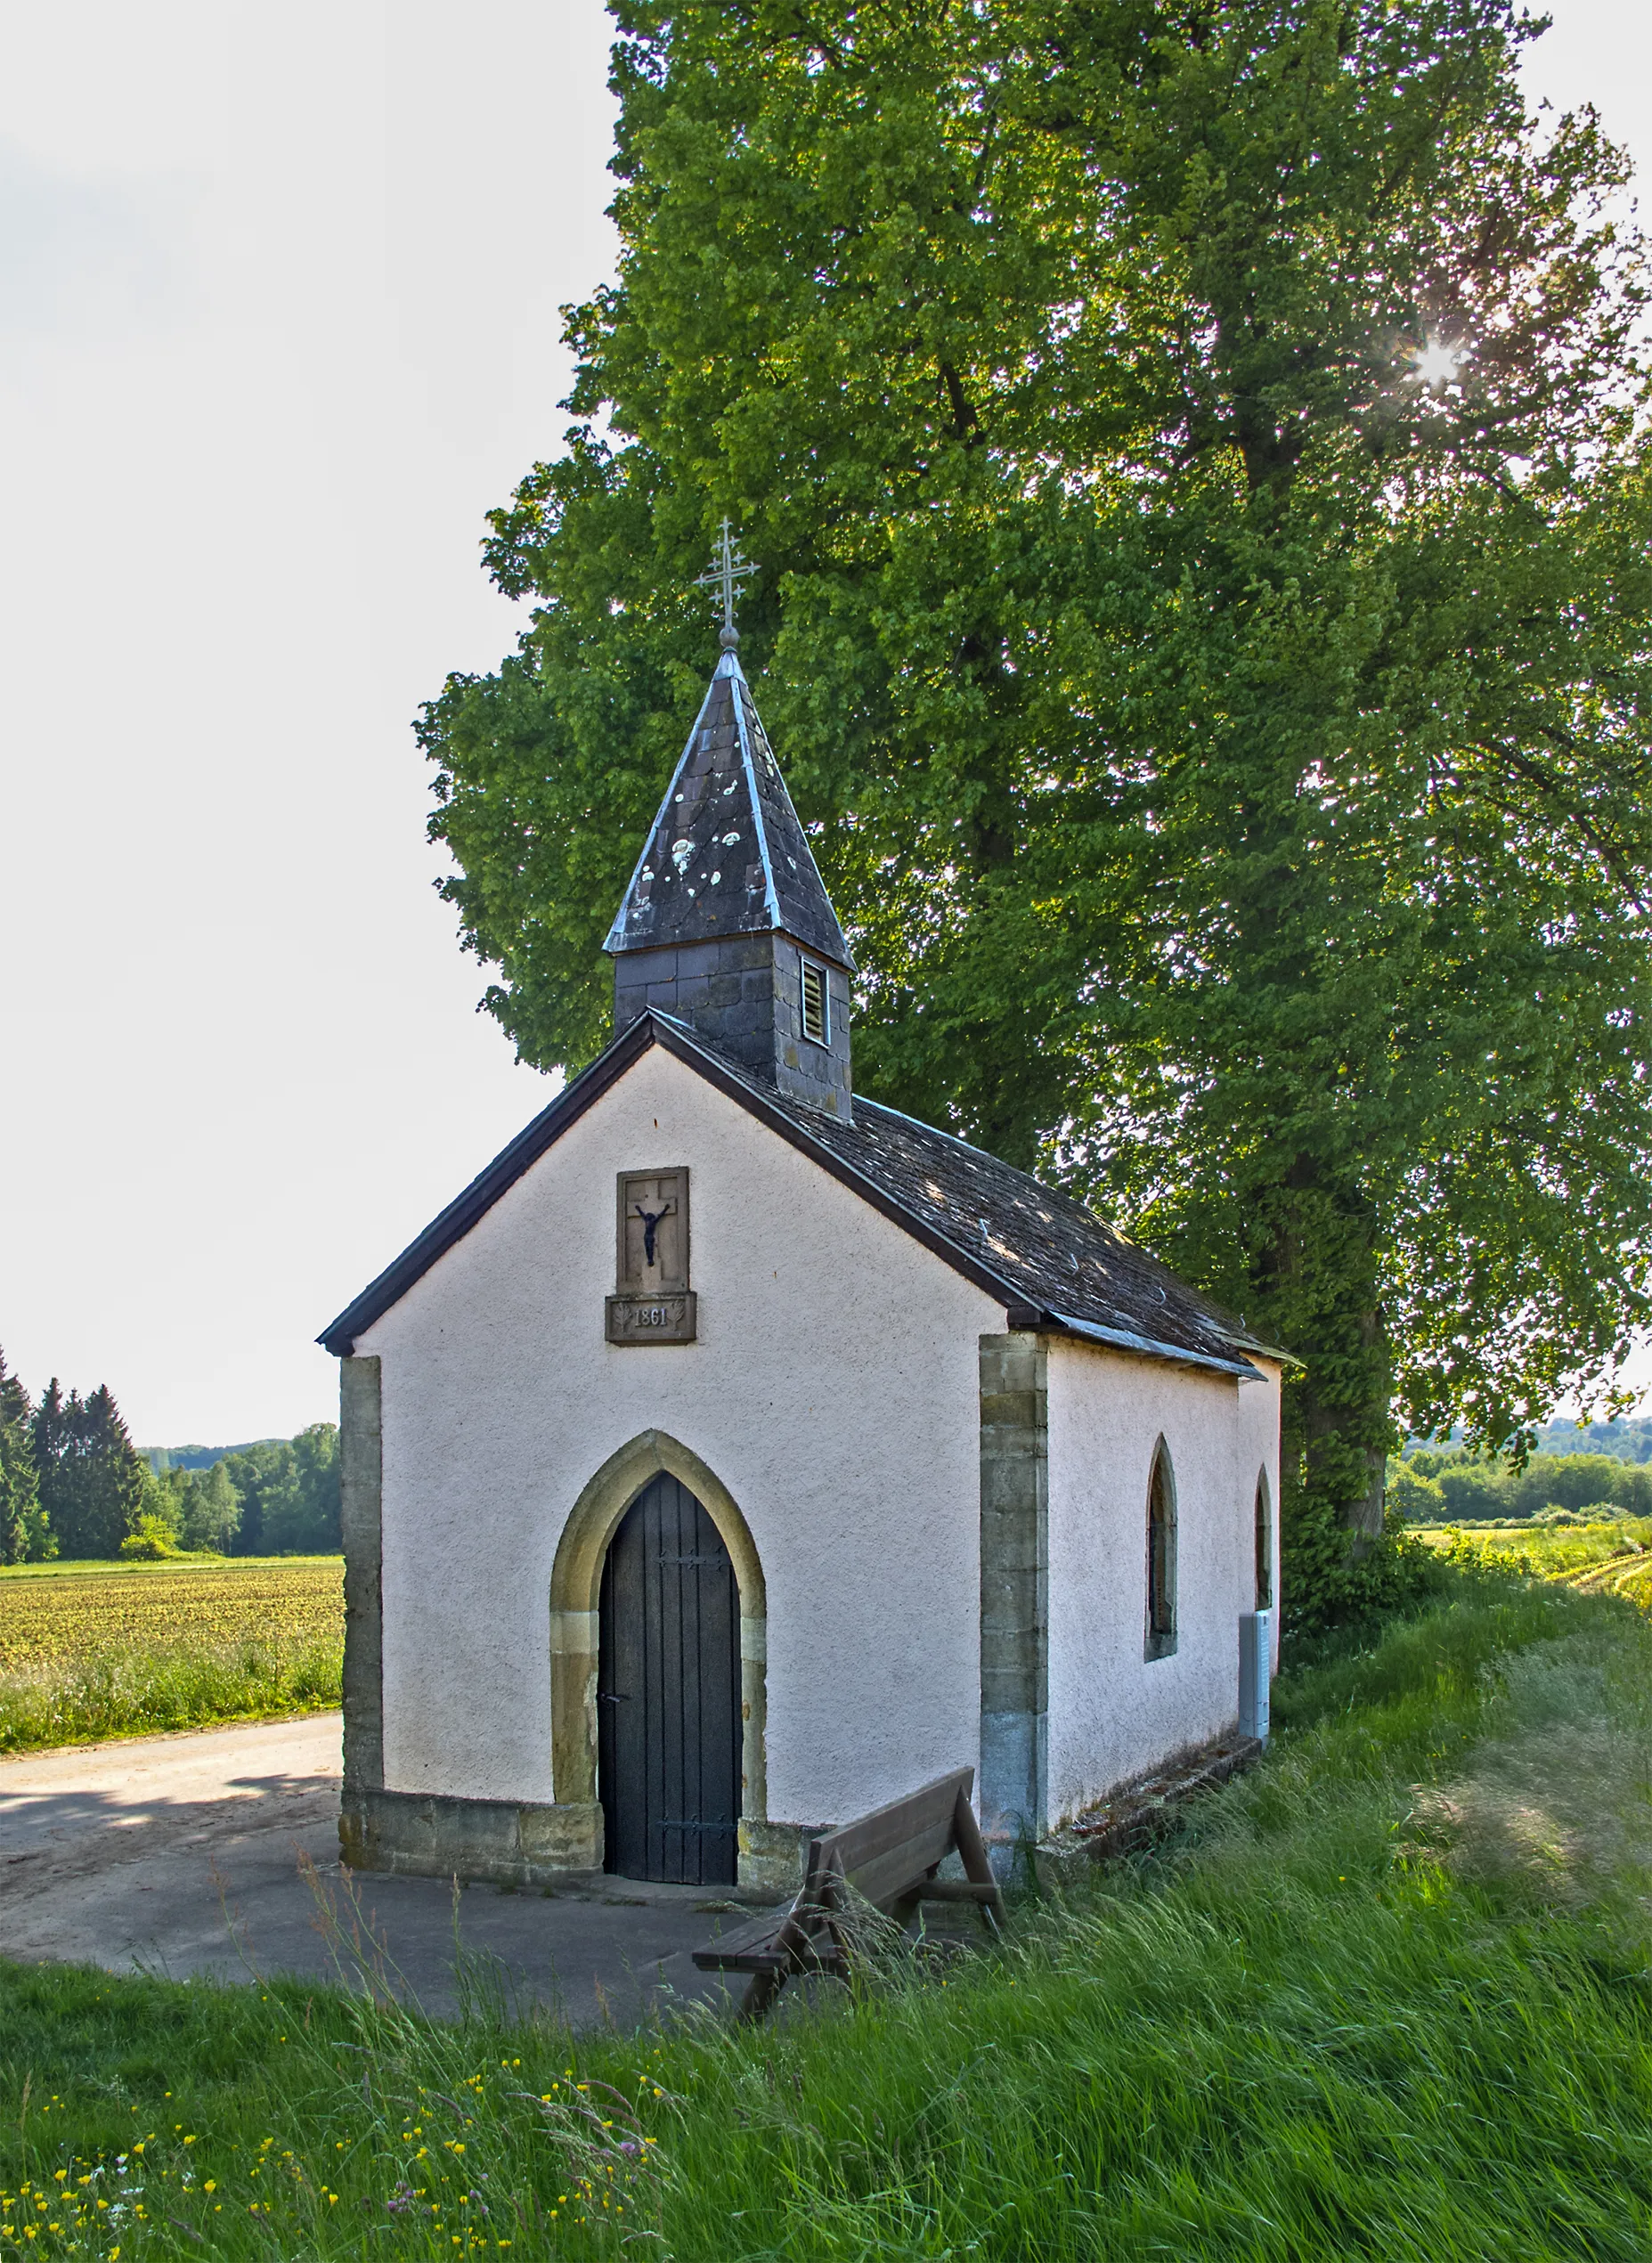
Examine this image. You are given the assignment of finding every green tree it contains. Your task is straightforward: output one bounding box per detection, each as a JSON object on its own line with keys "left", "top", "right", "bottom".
{"left": 1437, "top": 1457, "right": 1518, "bottom": 1522}
{"left": 1385, "top": 1459, "right": 1446, "bottom": 1525}
{"left": 179, "top": 1460, "right": 241, "bottom": 1554}
{"left": 216, "top": 1440, "right": 302, "bottom": 1555}
{"left": 1398, "top": 1443, "right": 1652, "bottom": 1519}
{"left": 1511, "top": 1451, "right": 1652, "bottom": 1518}
{"left": 422, "top": 0, "right": 1652, "bottom": 1623}
{"left": 273, "top": 1422, "right": 341, "bottom": 1552}
{"left": 133, "top": 1463, "right": 183, "bottom": 1547}
{"left": 33, "top": 1381, "right": 145, "bottom": 1559}
{"left": 0, "top": 1349, "right": 50, "bottom": 1565}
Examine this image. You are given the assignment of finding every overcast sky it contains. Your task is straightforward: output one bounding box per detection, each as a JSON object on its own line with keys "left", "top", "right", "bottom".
{"left": 1, "top": 1, "right": 1648, "bottom": 1447}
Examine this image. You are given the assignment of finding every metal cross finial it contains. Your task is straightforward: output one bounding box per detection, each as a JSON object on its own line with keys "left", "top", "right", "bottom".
{"left": 695, "top": 515, "right": 757, "bottom": 651}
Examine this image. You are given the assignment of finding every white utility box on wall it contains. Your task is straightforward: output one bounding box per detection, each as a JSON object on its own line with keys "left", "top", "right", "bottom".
{"left": 1238, "top": 1608, "right": 1272, "bottom": 1742}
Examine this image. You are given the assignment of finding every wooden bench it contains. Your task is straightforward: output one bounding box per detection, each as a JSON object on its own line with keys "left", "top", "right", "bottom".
{"left": 691, "top": 1767, "right": 1006, "bottom": 2020}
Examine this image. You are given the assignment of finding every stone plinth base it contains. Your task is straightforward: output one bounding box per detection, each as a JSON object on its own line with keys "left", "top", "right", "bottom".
{"left": 1033, "top": 1731, "right": 1263, "bottom": 1889}
{"left": 340, "top": 1787, "right": 603, "bottom": 1888}
{"left": 341, "top": 1788, "right": 818, "bottom": 1898}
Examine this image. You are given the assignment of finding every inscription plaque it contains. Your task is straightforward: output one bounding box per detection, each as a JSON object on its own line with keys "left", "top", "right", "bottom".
{"left": 607, "top": 1168, "right": 696, "bottom": 1346}
{"left": 606, "top": 1290, "right": 697, "bottom": 1345}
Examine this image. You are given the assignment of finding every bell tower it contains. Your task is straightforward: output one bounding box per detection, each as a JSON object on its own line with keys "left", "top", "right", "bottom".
{"left": 605, "top": 525, "right": 854, "bottom": 1119}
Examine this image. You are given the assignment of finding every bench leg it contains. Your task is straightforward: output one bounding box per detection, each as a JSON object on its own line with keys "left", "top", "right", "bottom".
{"left": 953, "top": 1787, "right": 1008, "bottom": 1930}
{"left": 736, "top": 1966, "right": 787, "bottom": 2022}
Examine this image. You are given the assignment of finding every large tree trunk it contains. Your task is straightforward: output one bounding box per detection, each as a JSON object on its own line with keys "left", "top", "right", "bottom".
{"left": 1264, "top": 1170, "right": 1395, "bottom": 1593}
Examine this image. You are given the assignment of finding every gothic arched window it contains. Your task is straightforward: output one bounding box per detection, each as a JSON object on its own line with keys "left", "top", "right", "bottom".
{"left": 1255, "top": 1471, "right": 1274, "bottom": 1611}
{"left": 1145, "top": 1443, "right": 1177, "bottom": 1660}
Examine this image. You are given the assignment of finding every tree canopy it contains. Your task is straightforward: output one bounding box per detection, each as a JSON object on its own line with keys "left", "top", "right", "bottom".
{"left": 422, "top": 0, "right": 1652, "bottom": 1618}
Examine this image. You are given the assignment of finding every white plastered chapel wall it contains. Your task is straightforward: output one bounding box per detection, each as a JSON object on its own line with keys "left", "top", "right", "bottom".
{"left": 1044, "top": 1341, "right": 1282, "bottom": 1826}
{"left": 352, "top": 1044, "right": 1003, "bottom": 1831}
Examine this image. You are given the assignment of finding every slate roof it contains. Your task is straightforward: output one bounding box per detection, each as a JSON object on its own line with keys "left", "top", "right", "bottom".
{"left": 604, "top": 652, "right": 853, "bottom": 970}
{"left": 319, "top": 1011, "right": 1276, "bottom": 1380}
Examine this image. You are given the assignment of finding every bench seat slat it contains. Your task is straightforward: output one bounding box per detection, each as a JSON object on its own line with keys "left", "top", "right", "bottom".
{"left": 694, "top": 1943, "right": 845, "bottom": 1976}
{"left": 690, "top": 1910, "right": 796, "bottom": 1962}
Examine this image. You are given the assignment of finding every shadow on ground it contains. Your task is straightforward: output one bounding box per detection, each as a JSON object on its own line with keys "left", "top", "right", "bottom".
{"left": 0, "top": 1714, "right": 762, "bottom": 2025}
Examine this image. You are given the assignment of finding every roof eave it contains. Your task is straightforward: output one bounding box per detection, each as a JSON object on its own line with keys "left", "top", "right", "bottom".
{"left": 1038, "top": 1309, "right": 1263, "bottom": 1382}
{"left": 318, "top": 1008, "right": 1288, "bottom": 1380}
{"left": 600, "top": 916, "right": 856, "bottom": 976}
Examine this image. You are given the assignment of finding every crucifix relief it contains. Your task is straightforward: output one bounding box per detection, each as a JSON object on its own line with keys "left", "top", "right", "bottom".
{"left": 607, "top": 1168, "right": 697, "bottom": 1345}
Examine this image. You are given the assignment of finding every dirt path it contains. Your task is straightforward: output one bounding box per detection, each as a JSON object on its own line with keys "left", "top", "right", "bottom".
{"left": 0, "top": 1714, "right": 741, "bottom": 2024}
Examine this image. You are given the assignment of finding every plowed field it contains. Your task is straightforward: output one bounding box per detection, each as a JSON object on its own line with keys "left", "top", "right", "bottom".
{"left": 0, "top": 1558, "right": 343, "bottom": 1750}
{"left": 0, "top": 1559, "right": 342, "bottom": 1671}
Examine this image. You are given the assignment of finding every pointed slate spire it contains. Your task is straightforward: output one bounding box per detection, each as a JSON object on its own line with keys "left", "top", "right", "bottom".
{"left": 606, "top": 649, "right": 855, "bottom": 1118}
{"left": 605, "top": 650, "right": 852, "bottom": 970}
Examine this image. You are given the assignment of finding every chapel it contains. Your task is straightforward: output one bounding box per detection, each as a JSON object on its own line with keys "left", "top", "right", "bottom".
{"left": 321, "top": 552, "right": 1282, "bottom": 1893}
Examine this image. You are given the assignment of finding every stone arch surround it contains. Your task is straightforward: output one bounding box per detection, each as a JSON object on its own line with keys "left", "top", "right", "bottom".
{"left": 1254, "top": 1461, "right": 1274, "bottom": 1611}
{"left": 1144, "top": 1432, "right": 1179, "bottom": 1662}
{"left": 549, "top": 1429, "right": 769, "bottom": 1867}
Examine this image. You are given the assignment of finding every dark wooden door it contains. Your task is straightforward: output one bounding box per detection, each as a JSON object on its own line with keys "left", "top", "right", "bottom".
{"left": 598, "top": 1473, "right": 741, "bottom": 1884}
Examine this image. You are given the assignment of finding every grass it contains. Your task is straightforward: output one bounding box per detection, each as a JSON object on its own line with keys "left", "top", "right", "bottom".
{"left": 2, "top": 1564, "right": 1649, "bottom": 2258}
{"left": 0, "top": 1559, "right": 343, "bottom": 1753}
{"left": 1416, "top": 1518, "right": 1652, "bottom": 1609}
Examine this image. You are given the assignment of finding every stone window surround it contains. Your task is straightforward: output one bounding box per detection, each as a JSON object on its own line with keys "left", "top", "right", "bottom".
{"left": 1144, "top": 1434, "right": 1178, "bottom": 1661}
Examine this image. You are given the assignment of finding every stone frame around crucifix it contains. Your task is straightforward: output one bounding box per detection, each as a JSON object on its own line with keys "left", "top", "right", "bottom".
{"left": 606, "top": 1167, "right": 697, "bottom": 1345}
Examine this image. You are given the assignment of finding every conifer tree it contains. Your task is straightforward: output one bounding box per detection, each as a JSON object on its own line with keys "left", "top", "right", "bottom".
{"left": 0, "top": 1347, "right": 28, "bottom": 1436}
{"left": 0, "top": 1349, "right": 47, "bottom": 1566}
{"left": 35, "top": 1380, "right": 144, "bottom": 1559}
{"left": 422, "top": 0, "right": 1652, "bottom": 1619}
{"left": 30, "top": 1378, "right": 69, "bottom": 1548}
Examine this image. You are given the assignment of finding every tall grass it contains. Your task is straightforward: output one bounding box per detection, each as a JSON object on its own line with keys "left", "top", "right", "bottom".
{"left": 3, "top": 1566, "right": 1649, "bottom": 2258}
{"left": 0, "top": 1637, "right": 342, "bottom": 1751}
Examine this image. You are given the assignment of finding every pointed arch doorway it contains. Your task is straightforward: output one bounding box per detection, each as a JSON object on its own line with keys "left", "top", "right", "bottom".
{"left": 597, "top": 1471, "right": 742, "bottom": 1884}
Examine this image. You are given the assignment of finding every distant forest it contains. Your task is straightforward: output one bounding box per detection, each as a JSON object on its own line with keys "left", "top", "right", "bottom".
{"left": 1526, "top": 1415, "right": 1652, "bottom": 1464}
{"left": 1386, "top": 1414, "right": 1652, "bottom": 1528}
{"left": 1395, "top": 1437, "right": 1652, "bottom": 1526}
{"left": 0, "top": 1347, "right": 339, "bottom": 1564}
{"left": 143, "top": 1440, "right": 283, "bottom": 1473}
